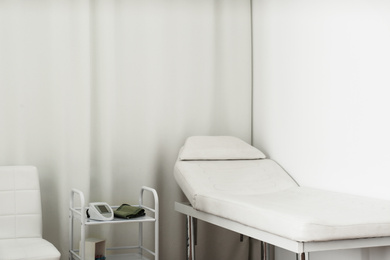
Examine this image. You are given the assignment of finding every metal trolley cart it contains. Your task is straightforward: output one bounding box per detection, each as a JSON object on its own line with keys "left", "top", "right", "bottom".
{"left": 69, "top": 186, "right": 159, "bottom": 260}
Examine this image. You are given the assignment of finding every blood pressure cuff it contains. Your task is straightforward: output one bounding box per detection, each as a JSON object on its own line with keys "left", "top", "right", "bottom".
{"left": 114, "top": 204, "right": 145, "bottom": 219}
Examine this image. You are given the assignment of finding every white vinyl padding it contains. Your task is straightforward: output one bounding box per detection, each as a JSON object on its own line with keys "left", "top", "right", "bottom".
{"left": 0, "top": 166, "right": 61, "bottom": 260}
{"left": 179, "top": 136, "right": 266, "bottom": 160}
{"left": 175, "top": 159, "right": 298, "bottom": 207}
{"left": 174, "top": 158, "right": 390, "bottom": 242}
{"left": 0, "top": 238, "right": 60, "bottom": 260}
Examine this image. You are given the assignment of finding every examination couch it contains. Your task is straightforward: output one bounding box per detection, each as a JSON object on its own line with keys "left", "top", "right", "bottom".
{"left": 174, "top": 136, "right": 390, "bottom": 259}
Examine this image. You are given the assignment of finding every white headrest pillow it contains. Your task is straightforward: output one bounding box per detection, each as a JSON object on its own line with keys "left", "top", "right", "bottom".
{"left": 179, "top": 136, "right": 266, "bottom": 161}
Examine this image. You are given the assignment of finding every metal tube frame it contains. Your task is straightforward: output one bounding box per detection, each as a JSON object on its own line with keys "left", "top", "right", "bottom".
{"left": 69, "top": 189, "right": 86, "bottom": 260}
{"left": 139, "top": 186, "right": 159, "bottom": 260}
{"left": 296, "top": 252, "right": 309, "bottom": 260}
{"left": 69, "top": 186, "right": 159, "bottom": 260}
{"left": 260, "top": 241, "right": 268, "bottom": 260}
{"left": 186, "top": 216, "right": 196, "bottom": 260}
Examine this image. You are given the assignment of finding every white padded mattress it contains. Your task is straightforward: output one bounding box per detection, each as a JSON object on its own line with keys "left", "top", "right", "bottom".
{"left": 174, "top": 158, "right": 390, "bottom": 242}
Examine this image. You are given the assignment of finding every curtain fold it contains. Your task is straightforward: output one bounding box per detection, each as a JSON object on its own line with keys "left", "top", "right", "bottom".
{"left": 0, "top": 0, "right": 251, "bottom": 259}
{"left": 0, "top": 0, "right": 92, "bottom": 254}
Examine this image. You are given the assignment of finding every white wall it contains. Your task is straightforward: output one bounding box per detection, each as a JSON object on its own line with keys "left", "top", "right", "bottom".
{"left": 252, "top": 0, "right": 390, "bottom": 259}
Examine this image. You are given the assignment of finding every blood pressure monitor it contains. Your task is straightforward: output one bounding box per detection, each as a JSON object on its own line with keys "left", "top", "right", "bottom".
{"left": 87, "top": 202, "right": 114, "bottom": 221}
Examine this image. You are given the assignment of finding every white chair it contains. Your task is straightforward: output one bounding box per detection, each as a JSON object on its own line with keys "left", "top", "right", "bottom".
{"left": 0, "top": 166, "right": 61, "bottom": 260}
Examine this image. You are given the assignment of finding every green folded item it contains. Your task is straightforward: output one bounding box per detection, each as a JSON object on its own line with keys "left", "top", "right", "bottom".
{"left": 114, "top": 204, "right": 145, "bottom": 219}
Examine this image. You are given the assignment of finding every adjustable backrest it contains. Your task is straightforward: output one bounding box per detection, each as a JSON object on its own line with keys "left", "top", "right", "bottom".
{"left": 0, "top": 166, "right": 42, "bottom": 239}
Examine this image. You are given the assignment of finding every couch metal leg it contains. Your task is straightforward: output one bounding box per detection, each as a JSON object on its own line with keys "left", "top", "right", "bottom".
{"left": 296, "top": 253, "right": 307, "bottom": 260}
{"left": 186, "top": 215, "right": 196, "bottom": 260}
{"left": 261, "top": 241, "right": 268, "bottom": 260}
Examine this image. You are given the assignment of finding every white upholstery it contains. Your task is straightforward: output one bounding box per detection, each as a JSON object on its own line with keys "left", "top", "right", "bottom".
{"left": 0, "top": 238, "right": 60, "bottom": 260}
{"left": 179, "top": 136, "right": 266, "bottom": 160}
{"left": 175, "top": 159, "right": 297, "bottom": 207}
{"left": 174, "top": 137, "right": 390, "bottom": 242}
{"left": 0, "top": 166, "right": 60, "bottom": 260}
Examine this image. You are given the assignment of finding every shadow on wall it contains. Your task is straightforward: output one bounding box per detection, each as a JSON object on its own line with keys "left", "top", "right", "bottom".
{"left": 154, "top": 137, "right": 253, "bottom": 260}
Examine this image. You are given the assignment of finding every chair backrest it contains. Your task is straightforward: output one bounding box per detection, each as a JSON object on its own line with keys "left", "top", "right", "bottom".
{"left": 0, "top": 166, "right": 42, "bottom": 239}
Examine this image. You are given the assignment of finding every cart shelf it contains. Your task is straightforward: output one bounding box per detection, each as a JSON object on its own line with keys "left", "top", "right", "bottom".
{"left": 106, "top": 253, "right": 150, "bottom": 260}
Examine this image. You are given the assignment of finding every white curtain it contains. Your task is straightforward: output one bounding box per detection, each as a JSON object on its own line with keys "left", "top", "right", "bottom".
{"left": 0, "top": 0, "right": 92, "bottom": 255}
{"left": 0, "top": 0, "right": 251, "bottom": 259}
